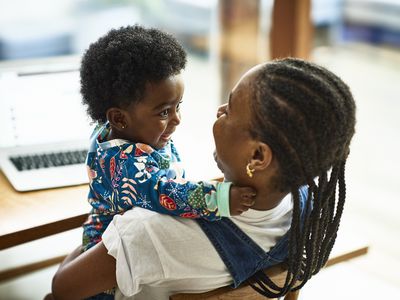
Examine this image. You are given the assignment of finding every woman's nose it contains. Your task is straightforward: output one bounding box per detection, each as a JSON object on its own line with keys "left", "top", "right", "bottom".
{"left": 216, "top": 103, "right": 228, "bottom": 118}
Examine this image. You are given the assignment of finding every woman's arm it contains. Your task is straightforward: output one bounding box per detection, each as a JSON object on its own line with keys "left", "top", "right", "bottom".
{"left": 51, "top": 242, "right": 116, "bottom": 300}
{"left": 57, "top": 245, "right": 83, "bottom": 269}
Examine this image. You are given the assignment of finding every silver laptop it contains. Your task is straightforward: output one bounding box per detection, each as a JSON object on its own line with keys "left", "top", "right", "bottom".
{"left": 0, "top": 60, "right": 93, "bottom": 191}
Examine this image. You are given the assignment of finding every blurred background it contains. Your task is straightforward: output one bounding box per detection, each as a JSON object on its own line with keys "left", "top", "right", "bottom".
{"left": 0, "top": 0, "right": 399, "bottom": 299}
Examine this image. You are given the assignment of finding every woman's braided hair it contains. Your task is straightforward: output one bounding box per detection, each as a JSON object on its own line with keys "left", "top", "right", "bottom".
{"left": 248, "top": 58, "right": 356, "bottom": 297}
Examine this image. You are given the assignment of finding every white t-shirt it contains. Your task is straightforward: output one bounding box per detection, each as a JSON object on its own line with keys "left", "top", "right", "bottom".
{"left": 102, "top": 194, "right": 293, "bottom": 300}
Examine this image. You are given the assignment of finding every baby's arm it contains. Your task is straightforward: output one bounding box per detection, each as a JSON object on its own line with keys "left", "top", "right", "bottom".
{"left": 148, "top": 178, "right": 255, "bottom": 219}
{"left": 115, "top": 146, "right": 255, "bottom": 220}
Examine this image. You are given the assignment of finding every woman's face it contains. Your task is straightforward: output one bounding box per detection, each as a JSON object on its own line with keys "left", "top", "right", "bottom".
{"left": 213, "top": 68, "right": 258, "bottom": 183}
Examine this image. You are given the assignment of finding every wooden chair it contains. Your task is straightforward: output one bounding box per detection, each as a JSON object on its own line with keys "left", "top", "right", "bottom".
{"left": 170, "top": 243, "right": 368, "bottom": 300}
{"left": 170, "top": 263, "right": 298, "bottom": 300}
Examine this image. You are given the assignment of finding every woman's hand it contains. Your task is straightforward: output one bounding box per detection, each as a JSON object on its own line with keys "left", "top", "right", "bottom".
{"left": 229, "top": 186, "right": 256, "bottom": 215}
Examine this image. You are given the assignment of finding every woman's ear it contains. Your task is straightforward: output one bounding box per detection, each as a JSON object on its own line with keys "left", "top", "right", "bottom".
{"left": 106, "top": 108, "right": 128, "bottom": 130}
{"left": 249, "top": 142, "right": 273, "bottom": 171}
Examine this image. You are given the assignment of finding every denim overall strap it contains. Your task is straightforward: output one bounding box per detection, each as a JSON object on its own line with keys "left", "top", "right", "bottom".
{"left": 197, "top": 185, "right": 309, "bottom": 287}
{"left": 197, "top": 217, "right": 268, "bottom": 287}
{"left": 257, "top": 185, "right": 310, "bottom": 269}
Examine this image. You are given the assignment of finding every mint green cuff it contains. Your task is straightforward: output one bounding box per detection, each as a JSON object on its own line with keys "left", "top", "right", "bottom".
{"left": 216, "top": 182, "right": 232, "bottom": 217}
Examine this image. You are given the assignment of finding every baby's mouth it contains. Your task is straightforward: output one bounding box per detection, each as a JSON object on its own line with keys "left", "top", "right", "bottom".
{"left": 160, "top": 130, "right": 174, "bottom": 141}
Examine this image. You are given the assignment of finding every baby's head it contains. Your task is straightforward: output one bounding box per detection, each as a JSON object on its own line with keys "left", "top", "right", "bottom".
{"left": 81, "top": 25, "right": 187, "bottom": 149}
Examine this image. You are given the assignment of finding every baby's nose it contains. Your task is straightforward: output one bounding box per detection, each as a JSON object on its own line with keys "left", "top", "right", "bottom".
{"left": 171, "top": 111, "right": 181, "bottom": 125}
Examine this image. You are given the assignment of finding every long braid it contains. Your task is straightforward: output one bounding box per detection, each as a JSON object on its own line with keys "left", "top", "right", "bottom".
{"left": 312, "top": 167, "right": 340, "bottom": 273}
{"left": 247, "top": 58, "right": 356, "bottom": 296}
{"left": 319, "top": 160, "right": 347, "bottom": 269}
{"left": 301, "top": 181, "right": 320, "bottom": 281}
{"left": 311, "top": 172, "right": 329, "bottom": 272}
{"left": 249, "top": 188, "right": 302, "bottom": 298}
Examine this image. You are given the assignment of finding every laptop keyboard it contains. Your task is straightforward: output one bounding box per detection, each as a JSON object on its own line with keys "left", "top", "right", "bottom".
{"left": 10, "top": 149, "right": 87, "bottom": 171}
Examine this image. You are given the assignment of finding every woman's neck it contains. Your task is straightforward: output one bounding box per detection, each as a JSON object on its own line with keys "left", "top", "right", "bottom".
{"left": 251, "top": 187, "right": 289, "bottom": 211}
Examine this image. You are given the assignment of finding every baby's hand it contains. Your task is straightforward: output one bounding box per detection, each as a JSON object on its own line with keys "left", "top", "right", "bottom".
{"left": 229, "top": 186, "right": 256, "bottom": 215}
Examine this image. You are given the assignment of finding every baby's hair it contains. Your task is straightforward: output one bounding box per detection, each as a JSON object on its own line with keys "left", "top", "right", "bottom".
{"left": 248, "top": 58, "right": 356, "bottom": 297}
{"left": 80, "top": 25, "right": 187, "bottom": 123}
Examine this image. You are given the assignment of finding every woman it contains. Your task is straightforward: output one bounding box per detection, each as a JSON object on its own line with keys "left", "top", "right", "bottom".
{"left": 48, "top": 58, "right": 356, "bottom": 299}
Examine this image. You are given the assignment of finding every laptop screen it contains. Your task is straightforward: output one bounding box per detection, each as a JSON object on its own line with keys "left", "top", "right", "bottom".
{"left": 0, "top": 68, "right": 93, "bottom": 148}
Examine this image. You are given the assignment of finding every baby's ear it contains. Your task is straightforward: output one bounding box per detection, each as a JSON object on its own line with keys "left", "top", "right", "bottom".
{"left": 249, "top": 142, "right": 273, "bottom": 172}
{"left": 106, "top": 108, "right": 128, "bottom": 130}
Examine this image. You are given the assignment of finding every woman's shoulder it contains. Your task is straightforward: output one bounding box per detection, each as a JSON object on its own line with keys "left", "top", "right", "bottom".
{"left": 108, "top": 208, "right": 204, "bottom": 244}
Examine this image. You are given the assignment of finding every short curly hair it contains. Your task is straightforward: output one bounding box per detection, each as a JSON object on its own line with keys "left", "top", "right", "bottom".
{"left": 80, "top": 25, "right": 187, "bottom": 123}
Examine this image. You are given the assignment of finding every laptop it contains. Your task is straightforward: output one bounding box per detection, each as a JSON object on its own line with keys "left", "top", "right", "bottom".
{"left": 0, "top": 60, "right": 94, "bottom": 191}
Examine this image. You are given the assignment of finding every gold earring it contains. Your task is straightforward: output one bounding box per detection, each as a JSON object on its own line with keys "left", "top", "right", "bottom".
{"left": 246, "top": 163, "right": 255, "bottom": 178}
{"left": 121, "top": 124, "right": 126, "bottom": 129}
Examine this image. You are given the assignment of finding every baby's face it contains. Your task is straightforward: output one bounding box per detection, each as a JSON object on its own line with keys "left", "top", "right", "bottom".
{"left": 123, "top": 74, "right": 184, "bottom": 149}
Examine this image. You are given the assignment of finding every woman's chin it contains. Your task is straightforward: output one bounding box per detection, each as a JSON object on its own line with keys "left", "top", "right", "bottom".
{"left": 216, "top": 164, "right": 225, "bottom": 175}
{"left": 220, "top": 171, "right": 231, "bottom": 182}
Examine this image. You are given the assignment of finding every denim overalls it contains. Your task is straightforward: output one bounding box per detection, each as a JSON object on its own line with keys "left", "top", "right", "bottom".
{"left": 197, "top": 186, "right": 309, "bottom": 288}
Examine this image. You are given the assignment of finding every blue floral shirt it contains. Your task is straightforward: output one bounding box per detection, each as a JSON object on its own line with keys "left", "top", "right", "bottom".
{"left": 83, "top": 123, "right": 231, "bottom": 250}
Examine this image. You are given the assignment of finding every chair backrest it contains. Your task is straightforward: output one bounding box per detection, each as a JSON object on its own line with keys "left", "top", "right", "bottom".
{"left": 170, "top": 263, "right": 299, "bottom": 300}
{"left": 170, "top": 240, "right": 369, "bottom": 300}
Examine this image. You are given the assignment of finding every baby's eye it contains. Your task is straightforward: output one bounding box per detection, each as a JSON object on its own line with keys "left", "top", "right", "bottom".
{"left": 176, "top": 101, "right": 183, "bottom": 112}
{"left": 159, "top": 109, "right": 169, "bottom": 118}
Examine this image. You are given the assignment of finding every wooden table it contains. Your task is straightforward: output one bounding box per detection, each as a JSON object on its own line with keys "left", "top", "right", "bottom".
{"left": 0, "top": 171, "right": 90, "bottom": 251}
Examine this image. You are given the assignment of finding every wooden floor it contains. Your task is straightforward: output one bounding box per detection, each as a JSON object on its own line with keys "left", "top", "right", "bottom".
{"left": 0, "top": 43, "right": 400, "bottom": 299}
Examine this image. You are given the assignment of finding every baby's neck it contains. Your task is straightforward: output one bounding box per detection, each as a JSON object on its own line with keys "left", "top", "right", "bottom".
{"left": 106, "top": 128, "right": 126, "bottom": 141}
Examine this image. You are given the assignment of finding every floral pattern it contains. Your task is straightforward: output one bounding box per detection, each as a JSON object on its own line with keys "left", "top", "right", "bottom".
{"left": 82, "top": 123, "right": 224, "bottom": 251}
